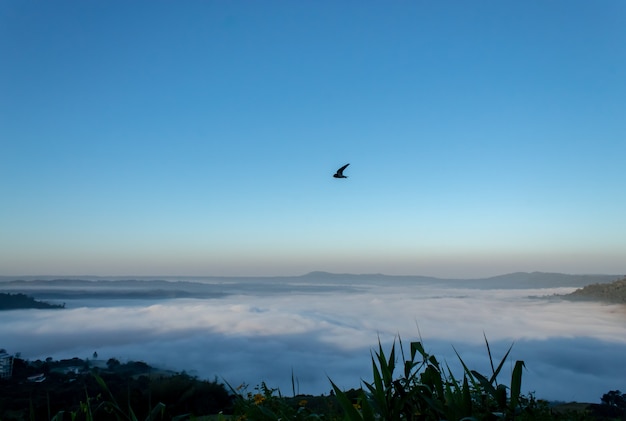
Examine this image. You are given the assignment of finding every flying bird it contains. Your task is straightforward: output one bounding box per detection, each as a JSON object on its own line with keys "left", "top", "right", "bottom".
{"left": 333, "top": 163, "right": 350, "bottom": 178}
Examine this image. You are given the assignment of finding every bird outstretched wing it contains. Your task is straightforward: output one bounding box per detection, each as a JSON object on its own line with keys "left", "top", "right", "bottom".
{"left": 334, "top": 163, "right": 350, "bottom": 178}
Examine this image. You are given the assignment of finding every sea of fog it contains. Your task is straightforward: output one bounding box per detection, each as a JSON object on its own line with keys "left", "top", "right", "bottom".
{"left": 2, "top": 280, "right": 626, "bottom": 403}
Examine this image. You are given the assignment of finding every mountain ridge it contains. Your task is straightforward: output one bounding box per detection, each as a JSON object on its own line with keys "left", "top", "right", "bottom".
{"left": 0, "top": 271, "right": 621, "bottom": 290}
{"left": 2, "top": 270, "right": 621, "bottom": 281}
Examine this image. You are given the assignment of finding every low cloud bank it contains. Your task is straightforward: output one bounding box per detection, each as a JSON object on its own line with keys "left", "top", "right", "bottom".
{"left": 2, "top": 284, "right": 625, "bottom": 402}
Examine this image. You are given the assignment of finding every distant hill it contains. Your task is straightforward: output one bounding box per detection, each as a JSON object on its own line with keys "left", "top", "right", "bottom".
{"left": 0, "top": 277, "right": 361, "bottom": 300}
{"left": 0, "top": 272, "right": 622, "bottom": 297}
{"left": 564, "top": 276, "right": 626, "bottom": 304}
{"left": 0, "top": 279, "right": 231, "bottom": 300}
{"left": 463, "top": 272, "right": 622, "bottom": 289}
{"left": 299, "top": 271, "right": 622, "bottom": 289}
{"left": 0, "top": 293, "right": 65, "bottom": 310}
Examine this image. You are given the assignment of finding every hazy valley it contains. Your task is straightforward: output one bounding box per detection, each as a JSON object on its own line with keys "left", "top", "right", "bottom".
{"left": 2, "top": 271, "right": 626, "bottom": 405}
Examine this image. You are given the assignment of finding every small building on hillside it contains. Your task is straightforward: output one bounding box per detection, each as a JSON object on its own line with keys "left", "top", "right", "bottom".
{"left": 0, "top": 349, "right": 13, "bottom": 379}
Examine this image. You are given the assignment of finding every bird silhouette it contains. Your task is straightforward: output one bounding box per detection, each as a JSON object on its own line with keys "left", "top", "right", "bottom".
{"left": 333, "top": 163, "right": 350, "bottom": 178}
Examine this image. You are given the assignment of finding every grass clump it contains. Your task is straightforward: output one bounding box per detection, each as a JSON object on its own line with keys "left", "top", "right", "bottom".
{"left": 227, "top": 382, "right": 329, "bottom": 421}
{"left": 330, "top": 334, "right": 552, "bottom": 421}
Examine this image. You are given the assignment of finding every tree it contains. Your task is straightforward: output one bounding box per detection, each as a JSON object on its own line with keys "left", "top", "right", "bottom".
{"left": 601, "top": 390, "right": 626, "bottom": 409}
{"left": 591, "top": 390, "right": 626, "bottom": 419}
{"left": 107, "top": 358, "right": 121, "bottom": 370}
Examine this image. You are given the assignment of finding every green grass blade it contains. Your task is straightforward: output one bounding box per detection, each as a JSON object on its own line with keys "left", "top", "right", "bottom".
{"left": 93, "top": 372, "right": 119, "bottom": 406}
{"left": 488, "top": 343, "right": 513, "bottom": 385}
{"left": 145, "top": 402, "right": 166, "bottom": 421}
{"left": 329, "top": 379, "right": 364, "bottom": 421}
{"left": 423, "top": 365, "right": 444, "bottom": 398}
{"left": 470, "top": 370, "right": 498, "bottom": 397}
{"left": 50, "top": 411, "right": 65, "bottom": 421}
{"left": 496, "top": 384, "right": 508, "bottom": 409}
{"left": 484, "top": 332, "right": 496, "bottom": 376}
{"left": 411, "top": 341, "right": 426, "bottom": 361}
{"left": 462, "top": 375, "right": 472, "bottom": 414}
{"left": 453, "top": 346, "right": 481, "bottom": 390}
{"left": 510, "top": 360, "right": 525, "bottom": 411}
{"left": 83, "top": 387, "right": 94, "bottom": 421}
{"left": 371, "top": 353, "right": 385, "bottom": 396}
{"left": 378, "top": 340, "right": 395, "bottom": 387}
{"left": 358, "top": 390, "right": 376, "bottom": 421}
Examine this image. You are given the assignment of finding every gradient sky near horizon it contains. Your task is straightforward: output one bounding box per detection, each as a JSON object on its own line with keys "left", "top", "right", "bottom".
{"left": 1, "top": 1, "right": 625, "bottom": 277}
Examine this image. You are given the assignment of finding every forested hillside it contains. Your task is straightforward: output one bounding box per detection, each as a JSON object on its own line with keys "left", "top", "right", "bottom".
{"left": 0, "top": 293, "right": 65, "bottom": 310}
{"left": 0, "top": 356, "right": 233, "bottom": 419}
{"left": 566, "top": 277, "right": 626, "bottom": 304}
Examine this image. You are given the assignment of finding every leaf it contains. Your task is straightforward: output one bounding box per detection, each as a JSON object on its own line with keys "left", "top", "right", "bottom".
{"left": 423, "top": 365, "right": 444, "bottom": 398}
{"left": 470, "top": 370, "right": 498, "bottom": 398}
{"left": 381, "top": 340, "right": 395, "bottom": 387}
{"left": 510, "top": 360, "right": 525, "bottom": 411}
{"left": 172, "top": 414, "right": 192, "bottom": 421}
{"left": 484, "top": 332, "right": 496, "bottom": 376}
{"left": 488, "top": 342, "right": 514, "bottom": 386}
{"left": 370, "top": 354, "right": 386, "bottom": 405}
{"left": 145, "top": 402, "right": 166, "bottom": 421}
{"left": 93, "top": 372, "right": 117, "bottom": 405}
{"left": 453, "top": 346, "right": 481, "bottom": 391}
{"left": 496, "top": 384, "right": 508, "bottom": 409}
{"left": 357, "top": 390, "right": 377, "bottom": 421}
{"left": 462, "top": 375, "right": 472, "bottom": 414}
{"left": 50, "top": 411, "right": 65, "bottom": 421}
{"left": 329, "top": 379, "right": 364, "bottom": 421}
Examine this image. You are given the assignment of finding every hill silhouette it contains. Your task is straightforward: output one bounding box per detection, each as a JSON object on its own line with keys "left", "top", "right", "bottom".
{"left": 565, "top": 276, "right": 626, "bottom": 304}
{"left": 0, "top": 293, "right": 64, "bottom": 310}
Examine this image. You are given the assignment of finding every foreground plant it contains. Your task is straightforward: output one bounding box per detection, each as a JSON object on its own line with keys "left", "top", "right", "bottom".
{"left": 48, "top": 372, "right": 187, "bottom": 421}
{"left": 331, "top": 335, "right": 538, "bottom": 421}
{"left": 227, "top": 381, "right": 324, "bottom": 421}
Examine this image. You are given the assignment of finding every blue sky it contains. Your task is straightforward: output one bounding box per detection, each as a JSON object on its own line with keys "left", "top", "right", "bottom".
{"left": 1, "top": 1, "right": 625, "bottom": 277}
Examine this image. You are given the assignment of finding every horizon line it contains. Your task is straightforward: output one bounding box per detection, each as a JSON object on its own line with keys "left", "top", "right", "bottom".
{"left": 1, "top": 270, "right": 623, "bottom": 280}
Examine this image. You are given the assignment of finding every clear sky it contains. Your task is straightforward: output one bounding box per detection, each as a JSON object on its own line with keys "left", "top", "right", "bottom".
{"left": 1, "top": 1, "right": 625, "bottom": 278}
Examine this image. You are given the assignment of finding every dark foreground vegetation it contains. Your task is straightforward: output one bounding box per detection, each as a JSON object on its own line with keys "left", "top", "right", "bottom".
{"left": 1, "top": 338, "right": 625, "bottom": 420}
{"left": 0, "top": 357, "right": 231, "bottom": 420}
{"left": 0, "top": 292, "right": 65, "bottom": 310}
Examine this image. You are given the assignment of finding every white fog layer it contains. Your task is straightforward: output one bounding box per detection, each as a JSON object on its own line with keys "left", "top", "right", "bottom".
{"left": 1, "top": 276, "right": 625, "bottom": 403}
